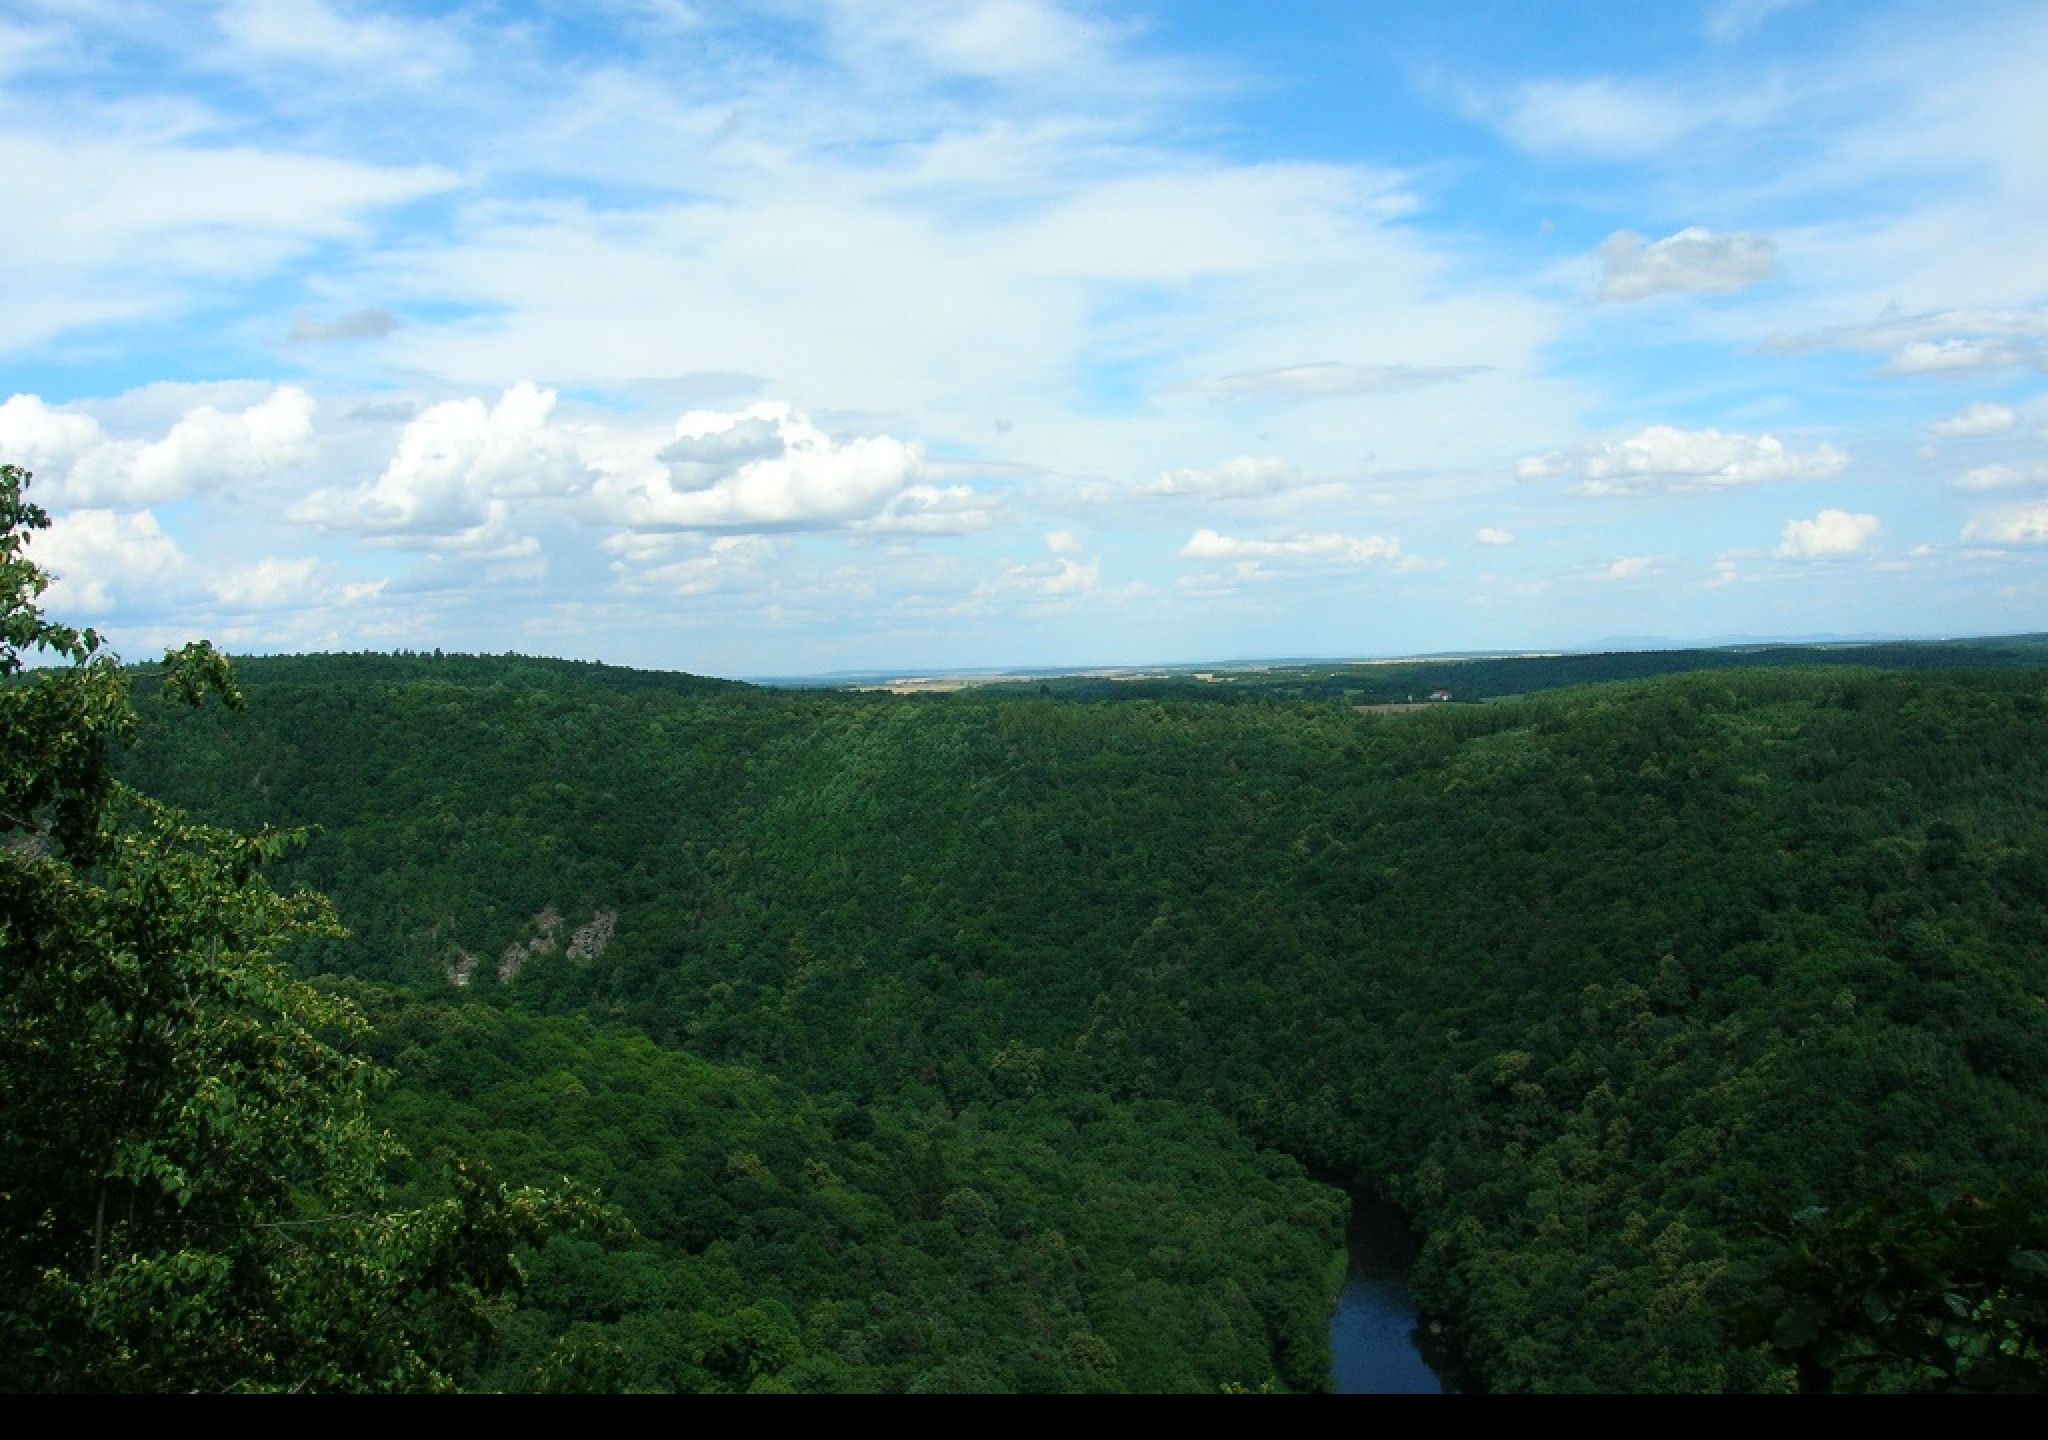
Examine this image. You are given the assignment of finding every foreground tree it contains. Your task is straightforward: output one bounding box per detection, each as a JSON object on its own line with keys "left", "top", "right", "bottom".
{"left": 1732, "top": 1183, "right": 2048, "bottom": 1393}
{"left": 0, "top": 463, "right": 607, "bottom": 1391}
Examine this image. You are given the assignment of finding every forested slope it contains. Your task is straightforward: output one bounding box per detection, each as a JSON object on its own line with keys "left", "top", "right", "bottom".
{"left": 126, "top": 654, "right": 2048, "bottom": 1391}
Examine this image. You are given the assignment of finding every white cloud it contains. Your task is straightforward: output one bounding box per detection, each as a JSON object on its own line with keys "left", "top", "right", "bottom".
{"left": 1954, "top": 461, "right": 2048, "bottom": 492}
{"left": 907, "top": 0, "right": 1123, "bottom": 81}
{"left": 1490, "top": 78, "right": 1704, "bottom": 158}
{"left": 0, "top": 17, "right": 58, "bottom": 82}
{"left": 293, "top": 383, "right": 587, "bottom": 546}
{"left": 206, "top": 556, "right": 381, "bottom": 612}
{"left": 27, "top": 509, "right": 188, "bottom": 614}
{"left": 1964, "top": 504, "right": 2048, "bottom": 545}
{"left": 995, "top": 555, "right": 1099, "bottom": 597}
{"left": 1146, "top": 455, "right": 1300, "bottom": 499}
{"left": 1600, "top": 556, "right": 1658, "bottom": 581}
{"left": 1596, "top": 227, "right": 1778, "bottom": 301}
{"left": 1776, "top": 508, "right": 1879, "bottom": 558}
{"left": 122, "top": 389, "right": 317, "bottom": 502}
{"left": 1181, "top": 529, "right": 1401, "bottom": 565}
{"left": 220, "top": 0, "right": 444, "bottom": 66}
{"left": 0, "top": 396, "right": 106, "bottom": 482}
{"left": 1933, "top": 402, "right": 2021, "bottom": 437}
{"left": 593, "top": 402, "right": 924, "bottom": 532}
{"left": 859, "top": 483, "right": 998, "bottom": 535}
{"left": 1046, "top": 530, "right": 1082, "bottom": 554}
{"left": 0, "top": 388, "right": 315, "bottom": 506}
{"left": 1529, "top": 425, "right": 1849, "bottom": 496}
{"left": 1885, "top": 338, "right": 2036, "bottom": 375}
{"left": 1766, "top": 308, "right": 2048, "bottom": 363}
{"left": 217, "top": 0, "right": 464, "bottom": 82}
{"left": 818, "top": 0, "right": 1141, "bottom": 90}
{"left": 611, "top": 534, "right": 781, "bottom": 596}
{"left": 1475, "top": 528, "right": 1516, "bottom": 546}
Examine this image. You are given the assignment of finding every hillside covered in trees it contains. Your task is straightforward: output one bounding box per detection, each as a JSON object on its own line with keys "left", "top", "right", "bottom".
{"left": 119, "top": 649, "right": 2048, "bottom": 1391}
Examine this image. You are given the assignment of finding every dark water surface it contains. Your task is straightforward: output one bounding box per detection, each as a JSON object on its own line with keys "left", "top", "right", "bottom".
{"left": 1329, "top": 1198, "right": 1450, "bottom": 1395}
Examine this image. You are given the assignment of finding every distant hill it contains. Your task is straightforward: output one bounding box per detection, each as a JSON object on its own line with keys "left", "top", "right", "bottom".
{"left": 972, "top": 633, "right": 2048, "bottom": 706}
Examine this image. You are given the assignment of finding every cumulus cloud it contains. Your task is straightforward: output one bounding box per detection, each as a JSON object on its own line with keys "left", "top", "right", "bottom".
{"left": 1475, "top": 527, "right": 1516, "bottom": 546}
{"left": 26, "top": 509, "right": 188, "bottom": 613}
{"left": 1932, "top": 402, "right": 2020, "bottom": 437}
{"left": 1184, "top": 363, "right": 1486, "bottom": 399}
{"left": 0, "top": 395, "right": 104, "bottom": 480}
{"left": 293, "top": 383, "right": 588, "bottom": 547}
{"left": 287, "top": 308, "right": 399, "bottom": 343}
{"left": 1181, "top": 529, "right": 1401, "bottom": 565}
{"left": 1597, "top": 227, "right": 1778, "bottom": 301}
{"left": 1776, "top": 509, "right": 1879, "bottom": 558}
{"left": 1600, "top": 556, "right": 1659, "bottom": 580}
{"left": 1146, "top": 455, "right": 1300, "bottom": 499}
{"left": 0, "top": 388, "right": 315, "bottom": 505}
{"left": 595, "top": 402, "right": 924, "bottom": 532}
{"left": 1954, "top": 461, "right": 2048, "bottom": 492}
{"left": 1525, "top": 424, "right": 1849, "bottom": 495}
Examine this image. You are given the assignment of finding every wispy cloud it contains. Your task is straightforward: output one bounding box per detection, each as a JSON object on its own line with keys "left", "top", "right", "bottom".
{"left": 1180, "top": 529, "right": 1401, "bottom": 566}
{"left": 288, "top": 308, "right": 400, "bottom": 344}
{"left": 1179, "top": 363, "right": 1487, "bottom": 399}
{"left": 1706, "top": 0, "right": 1813, "bottom": 44}
{"left": 1763, "top": 307, "right": 2048, "bottom": 374}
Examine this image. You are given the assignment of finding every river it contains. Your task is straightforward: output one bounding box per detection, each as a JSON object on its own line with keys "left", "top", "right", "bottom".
{"left": 1328, "top": 1197, "right": 1453, "bottom": 1394}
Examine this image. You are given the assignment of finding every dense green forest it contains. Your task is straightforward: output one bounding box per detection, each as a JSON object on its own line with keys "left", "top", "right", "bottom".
{"left": 109, "top": 646, "right": 2048, "bottom": 1392}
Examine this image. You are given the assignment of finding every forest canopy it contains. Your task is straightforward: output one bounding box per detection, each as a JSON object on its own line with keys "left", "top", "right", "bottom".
{"left": 105, "top": 632, "right": 2048, "bottom": 1391}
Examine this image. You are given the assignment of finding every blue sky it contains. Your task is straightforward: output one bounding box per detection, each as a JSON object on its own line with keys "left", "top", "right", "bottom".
{"left": 3, "top": 0, "right": 2045, "bottom": 677}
